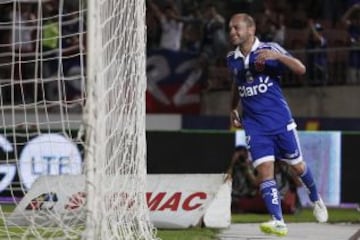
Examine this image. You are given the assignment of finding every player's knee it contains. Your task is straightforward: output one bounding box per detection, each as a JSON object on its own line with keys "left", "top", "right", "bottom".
{"left": 256, "top": 161, "right": 274, "bottom": 180}
{"left": 290, "top": 161, "right": 306, "bottom": 176}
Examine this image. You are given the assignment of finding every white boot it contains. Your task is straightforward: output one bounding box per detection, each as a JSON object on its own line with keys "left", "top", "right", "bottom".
{"left": 313, "top": 196, "right": 328, "bottom": 223}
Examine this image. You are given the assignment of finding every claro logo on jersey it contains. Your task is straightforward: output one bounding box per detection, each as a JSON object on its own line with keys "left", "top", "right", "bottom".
{"left": 238, "top": 76, "right": 273, "bottom": 97}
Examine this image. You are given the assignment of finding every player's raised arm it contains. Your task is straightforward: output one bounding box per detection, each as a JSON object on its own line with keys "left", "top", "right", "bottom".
{"left": 255, "top": 49, "right": 306, "bottom": 75}
{"left": 276, "top": 53, "right": 306, "bottom": 75}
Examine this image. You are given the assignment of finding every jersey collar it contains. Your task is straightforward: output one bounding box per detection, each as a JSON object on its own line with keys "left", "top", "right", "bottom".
{"left": 234, "top": 37, "right": 260, "bottom": 59}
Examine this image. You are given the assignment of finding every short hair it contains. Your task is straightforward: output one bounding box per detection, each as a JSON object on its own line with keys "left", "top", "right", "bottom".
{"left": 231, "top": 13, "right": 255, "bottom": 28}
{"left": 241, "top": 13, "right": 255, "bottom": 28}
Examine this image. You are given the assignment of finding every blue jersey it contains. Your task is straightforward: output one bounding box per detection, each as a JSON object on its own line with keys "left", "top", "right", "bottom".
{"left": 227, "top": 38, "right": 294, "bottom": 135}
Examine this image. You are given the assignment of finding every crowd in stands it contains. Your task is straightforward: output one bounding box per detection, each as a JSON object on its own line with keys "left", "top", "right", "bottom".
{"left": 0, "top": 0, "right": 358, "bottom": 106}
{"left": 146, "top": 0, "right": 360, "bottom": 89}
{"left": 0, "top": 0, "right": 84, "bottom": 105}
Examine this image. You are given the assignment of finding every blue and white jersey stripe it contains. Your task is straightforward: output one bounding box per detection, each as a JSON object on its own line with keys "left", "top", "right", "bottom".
{"left": 261, "top": 42, "right": 289, "bottom": 55}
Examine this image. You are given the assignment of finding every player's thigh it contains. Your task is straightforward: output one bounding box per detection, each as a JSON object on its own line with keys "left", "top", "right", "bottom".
{"left": 275, "top": 129, "right": 303, "bottom": 165}
{"left": 248, "top": 134, "right": 275, "bottom": 168}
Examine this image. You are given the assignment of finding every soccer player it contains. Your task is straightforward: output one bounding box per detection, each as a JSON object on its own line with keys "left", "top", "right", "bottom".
{"left": 227, "top": 13, "right": 328, "bottom": 236}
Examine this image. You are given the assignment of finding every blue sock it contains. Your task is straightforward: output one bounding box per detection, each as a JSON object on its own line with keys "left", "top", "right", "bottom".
{"left": 300, "top": 165, "right": 319, "bottom": 202}
{"left": 260, "top": 179, "right": 283, "bottom": 221}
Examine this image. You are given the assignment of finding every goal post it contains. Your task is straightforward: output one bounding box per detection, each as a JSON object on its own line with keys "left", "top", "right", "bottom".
{"left": 0, "top": 0, "right": 157, "bottom": 239}
{"left": 84, "top": 0, "right": 156, "bottom": 239}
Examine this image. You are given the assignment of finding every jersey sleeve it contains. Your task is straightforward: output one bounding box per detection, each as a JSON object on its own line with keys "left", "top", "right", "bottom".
{"left": 265, "top": 42, "right": 291, "bottom": 75}
{"left": 226, "top": 52, "right": 236, "bottom": 71}
{"left": 268, "top": 42, "right": 291, "bottom": 56}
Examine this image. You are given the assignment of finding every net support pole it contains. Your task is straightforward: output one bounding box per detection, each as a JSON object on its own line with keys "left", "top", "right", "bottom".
{"left": 84, "top": 0, "right": 99, "bottom": 238}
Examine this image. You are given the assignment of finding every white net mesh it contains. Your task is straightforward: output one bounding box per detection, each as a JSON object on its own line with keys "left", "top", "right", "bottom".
{"left": 0, "top": 0, "right": 156, "bottom": 239}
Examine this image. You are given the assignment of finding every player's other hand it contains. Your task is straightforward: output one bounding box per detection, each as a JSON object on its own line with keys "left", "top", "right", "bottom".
{"left": 231, "top": 109, "right": 242, "bottom": 128}
{"left": 224, "top": 173, "right": 232, "bottom": 183}
{"left": 255, "top": 49, "right": 279, "bottom": 63}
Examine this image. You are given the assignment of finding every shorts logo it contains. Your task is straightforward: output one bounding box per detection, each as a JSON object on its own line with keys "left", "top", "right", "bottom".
{"left": 285, "top": 150, "right": 299, "bottom": 159}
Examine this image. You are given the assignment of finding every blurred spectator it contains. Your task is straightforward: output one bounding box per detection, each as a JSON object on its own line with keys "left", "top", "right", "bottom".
{"left": 199, "top": 3, "right": 227, "bottom": 64}
{"left": 158, "top": 2, "right": 203, "bottom": 54}
{"left": 8, "top": 3, "right": 36, "bottom": 103}
{"left": 306, "top": 20, "right": 329, "bottom": 85}
{"left": 44, "top": 3, "right": 86, "bottom": 103}
{"left": 226, "top": 145, "right": 258, "bottom": 201}
{"left": 146, "top": 6, "right": 161, "bottom": 50}
{"left": 255, "top": 0, "right": 286, "bottom": 45}
{"left": 198, "top": 3, "right": 228, "bottom": 90}
{"left": 226, "top": 142, "right": 302, "bottom": 214}
{"left": 147, "top": 0, "right": 183, "bottom": 51}
{"left": 347, "top": 0, "right": 360, "bottom": 9}
{"left": 41, "top": 1, "right": 59, "bottom": 79}
{"left": 61, "top": 8, "right": 86, "bottom": 101}
{"left": 320, "top": 0, "right": 347, "bottom": 25}
{"left": 342, "top": 3, "right": 360, "bottom": 84}
{"left": 9, "top": 3, "right": 35, "bottom": 53}
{"left": 179, "top": 5, "right": 203, "bottom": 54}
{"left": 286, "top": 1, "right": 308, "bottom": 29}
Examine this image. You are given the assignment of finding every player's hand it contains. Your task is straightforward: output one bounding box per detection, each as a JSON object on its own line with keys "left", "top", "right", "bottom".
{"left": 255, "top": 49, "right": 280, "bottom": 63}
{"left": 231, "top": 109, "right": 242, "bottom": 128}
{"left": 224, "top": 173, "right": 232, "bottom": 183}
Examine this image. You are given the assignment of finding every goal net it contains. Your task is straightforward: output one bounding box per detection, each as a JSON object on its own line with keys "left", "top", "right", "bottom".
{"left": 0, "top": 0, "right": 156, "bottom": 239}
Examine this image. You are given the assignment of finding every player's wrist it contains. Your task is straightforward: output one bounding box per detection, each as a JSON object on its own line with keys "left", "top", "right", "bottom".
{"left": 231, "top": 109, "right": 242, "bottom": 128}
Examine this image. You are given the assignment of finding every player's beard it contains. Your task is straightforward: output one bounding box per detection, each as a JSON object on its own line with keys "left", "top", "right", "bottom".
{"left": 239, "top": 33, "right": 253, "bottom": 47}
{"left": 231, "top": 32, "right": 252, "bottom": 48}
